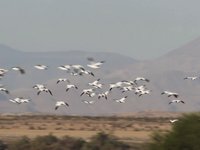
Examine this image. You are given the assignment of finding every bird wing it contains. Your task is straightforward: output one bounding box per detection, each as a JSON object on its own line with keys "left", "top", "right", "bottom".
{"left": 5, "top": 90, "right": 9, "bottom": 94}
{"left": 55, "top": 106, "right": 59, "bottom": 110}
{"left": 48, "top": 89, "right": 53, "bottom": 96}
{"left": 90, "top": 72, "right": 95, "bottom": 77}
{"left": 37, "top": 91, "right": 42, "bottom": 95}
{"left": 64, "top": 102, "right": 69, "bottom": 107}
{"left": 19, "top": 68, "right": 25, "bottom": 74}
{"left": 174, "top": 94, "right": 179, "bottom": 98}
{"left": 145, "top": 79, "right": 150, "bottom": 82}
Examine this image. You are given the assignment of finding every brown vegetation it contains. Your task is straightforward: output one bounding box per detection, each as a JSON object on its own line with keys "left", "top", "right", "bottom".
{"left": 0, "top": 113, "right": 179, "bottom": 144}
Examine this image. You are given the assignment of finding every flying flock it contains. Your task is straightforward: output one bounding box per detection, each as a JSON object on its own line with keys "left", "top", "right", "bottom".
{"left": 0, "top": 57, "right": 196, "bottom": 123}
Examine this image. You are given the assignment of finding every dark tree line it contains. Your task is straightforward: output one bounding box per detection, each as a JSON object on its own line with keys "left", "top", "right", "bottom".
{"left": 0, "top": 132, "right": 133, "bottom": 150}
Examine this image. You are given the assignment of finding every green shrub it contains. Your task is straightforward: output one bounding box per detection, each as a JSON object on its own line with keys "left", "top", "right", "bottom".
{"left": 0, "top": 140, "right": 7, "bottom": 150}
{"left": 30, "top": 134, "right": 59, "bottom": 150}
{"left": 9, "top": 136, "right": 30, "bottom": 150}
{"left": 82, "top": 132, "right": 131, "bottom": 150}
{"left": 149, "top": 113, "right": 200, "bottom": 150}
{"left": 7, "top": 132, "right": 135, "bottom": 150}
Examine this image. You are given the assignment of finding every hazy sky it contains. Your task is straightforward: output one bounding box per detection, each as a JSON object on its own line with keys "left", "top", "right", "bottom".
{"left": 0, "top": 0, "right": 200, "bottom": 60}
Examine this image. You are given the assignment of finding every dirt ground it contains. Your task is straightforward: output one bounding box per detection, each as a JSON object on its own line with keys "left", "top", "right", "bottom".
{"left": 0, "top": 112, "right": 182, "bottom": 143}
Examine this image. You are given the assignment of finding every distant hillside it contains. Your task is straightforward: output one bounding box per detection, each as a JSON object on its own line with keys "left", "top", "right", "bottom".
{"left": 0, "top": 44, "right": 137, "bottom": 69}
{"left": 1, "top": 37, "right": 200, "bottom": 115}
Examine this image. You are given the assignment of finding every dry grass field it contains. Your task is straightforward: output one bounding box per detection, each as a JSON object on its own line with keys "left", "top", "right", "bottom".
{"left": 0, "top": 112, "right": 182, "bottom": 144}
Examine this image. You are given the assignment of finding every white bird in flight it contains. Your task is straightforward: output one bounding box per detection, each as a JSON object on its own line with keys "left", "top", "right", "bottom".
{"left": 120, "top": 86, "right": 134, "bottom": 93}
{"left": 71, "top": 64, "right": 85, "bottom": 71}
{"left": 161, "top": 91, "right": 179, "bottom": 98}
{"left": 33, "top": 84, "right": 46, "bottom": 90}
{"left": 87, "top": 57, "right": 105, "bottom": 69}
{"left": 0, "top": 87, "right": 9, "bottom": 94}
{"left": 55, "top": 101, "right": 69, "bottom": 110}
{"left": 57, "top": 78, "right": 70, "bottom": 84}
{"left": 0, "top": 68, "right": 8, "bottom": 79}
{"left": 12, "top": 67, "right": 25, "bottom": 74}
{"left": 58, "top": 65, "right": 71, "bottom": 70}
{"left": 109, "top": 82, "right": 123, "bottom": 91}
{"left": 34, "top": 65, "right": 48, "bottom": 70}
{"left": 79, "top": 70, "right": 95, "bottom": 77}
{"left": 138, "top": 90, "right": 151, "bottom": 97}
{"left": 98, "top": 91, "right": 109, "bottom": 100}
{"left": 9, "top": 97, "right": 31, "bottom": 104}
{"left": 114, "top": 96, "right": 128, "bottom": 103}
{"left": 88, "top": 79, "right": 103, "bottom": 89}
{"left": 184, "top": 76, "right": 199, "bottom": 80}
{"left": 134, "top": 77, "right": 150, "bottom": 85}
{"left": 66, "top": 84, "right": 78, "bottom": 92}
{"left": 170, "top": 119, "right": 178, "bottom": 123}
{"left": 37, "top": 88, "right": 53, "bottom": 96}
{"left": 82, "top": 100, "right": 95, "bottom": 105}
{"left": 33, "top": 84, "right": 53, "bottom": 96}
{"left": 169, "top": 99, "right": 185, "bottom": 104}
{"left": 80, "top": 88, "right": 94, "bottom": 96}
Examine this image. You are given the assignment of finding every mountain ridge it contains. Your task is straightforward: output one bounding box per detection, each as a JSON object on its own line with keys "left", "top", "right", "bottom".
{"left": 1, "top": 37, "right": 200, "bottom": 115}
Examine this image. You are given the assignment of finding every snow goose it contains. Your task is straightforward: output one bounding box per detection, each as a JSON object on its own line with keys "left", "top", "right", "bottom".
{"left": 0, "top": 87, "right": 9, "bottom": 94}
{"left": 79, "top": 70, "right": 95, "bottom": 77}
{"left": 169, "top": 99, "right": 185, "bottom": 104}
{"left": 0, "top": 68, "right": 8, "bottom": 77}
{"left": 87, "top": 61, "right": 105, "bottom": 69}
{"left": 134, "top": 85, "right": 146, "bottom": 95}
{"left": 33, "top": 84, "right": 53, "bottom": 96}
{"left": 9, "top": 98, "right": 20, "bottom": 104}
{"left": 120, "top": 86, "right": 134, "bottom": 93}
{"left": 170, "top": 119, "right": 178, "bottom": 123}
{"left": 184, "top": 76, "right": 199, "bottom": 80}
{"left": 0, "top": 68, "right": 8, "bottom": 74}
{"left": 20, "top": 98, "right": 31, "bottom": 103}
{"left": 109, "top": 82, "right": 123, "bottom": 91}
{"left": 11, "top": 67, "right": 25, "bottom": 74}
{"left": 82, "top": 91, "right": 96, "bottom": 97}
{"left": 66, "top": 84, "right": 78, "bottom": 92}
{"left": 9, "top": 97, "right": 30, "bottom": 104}
{"left": 70, "top": 72, "right": 79, "bottom": 76}
{"left": 161, "top": 91, "right": 179, "bottom": 98}
{"left": 71, "top": 64, "right": 85, "bottom": 71}
{"left": 37, "top": 88, "right": 53, "bottom": 96}
{"left": 134, "top": 77, "right": 150, "bottom": 85}
{"left": 57, "top": 78, "right": 70, "bottom": 84}
{"left": 55, "top": 101, "right": 69, "bottom": 110}
{"left": 33, "top": 84, "right": 46, "bottom": 90}
{"left": 33, "top": 84, "right": 52, "bottom": 96}
{"left": 98, "top": 91, "right": 109, "bottom": 100}
{"left": 70, "top": 68, "right": 85, "bottom": 76}
{"left": 138, "top": 90, "right": 151, "bottom": 97}
{"left": 121, "top": 80, "right": 135, "bottom": 86}
{"left": 82, "top": 100, "right": 95, "bottom": 104}
{"left": 0, "top": 68, "right": 8, "bottom": 79}
{"left": 114, "top": 96, "right": 128, "bottom": 103}
{"left": 87, "top": 57, "right": 105, "bottom": 69}
{"left": 34, "top": 65, "right": 48, "bottom": 70}
{"left": 88, "top": 79, "right": 103, "bottom": 89}
{"left": 88, "top": 92, "right": 96, "bottom": 97}
{"left": 80, "top": 88, "right": 94, "bottom": 96}
{"left": 58, "top": 65, "right": 71, "bottom": 71}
